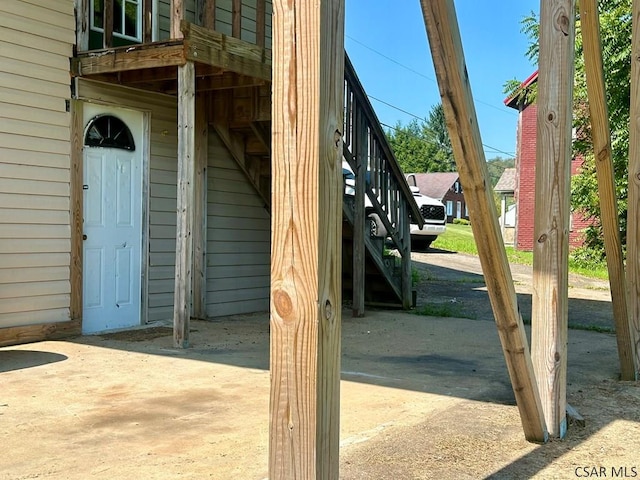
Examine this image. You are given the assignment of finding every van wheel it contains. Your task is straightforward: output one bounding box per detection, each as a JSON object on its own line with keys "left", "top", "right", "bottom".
{"left": 368, "top": 213, "right": 387, "bottom": 238}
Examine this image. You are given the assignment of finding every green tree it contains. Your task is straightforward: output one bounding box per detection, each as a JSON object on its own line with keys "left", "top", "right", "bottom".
{"left": 504, "top": 1, "right": 631, "bottom": 256}
{"left": 423, "top": 103, "right": 455, "bottom": 172}
{"left": 386, "top": 103, "right": 456, "bottom": 173}
{"left": 486, "top": 156, "right": 515, "bottom": 187}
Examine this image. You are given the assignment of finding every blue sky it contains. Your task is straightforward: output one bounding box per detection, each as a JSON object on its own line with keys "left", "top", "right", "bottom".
{"left": 345, "top": 0, "right": 540, "bottom": 161}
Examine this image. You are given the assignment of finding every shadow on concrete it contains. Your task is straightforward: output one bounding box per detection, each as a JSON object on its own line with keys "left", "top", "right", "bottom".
{"left": 0, "top": 350, "right": 68, "bottom": 373}
{"left": 26, "top": 250, "right": 631, "bottom": 479}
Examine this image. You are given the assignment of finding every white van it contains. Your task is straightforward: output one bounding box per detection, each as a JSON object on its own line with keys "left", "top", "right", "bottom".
{"left": 343, "top": 163, "right": 447, "bottom": 250}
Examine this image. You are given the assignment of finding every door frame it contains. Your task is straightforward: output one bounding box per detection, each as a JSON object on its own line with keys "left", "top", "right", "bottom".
{"left": 75, "top": 100, "right": 151, "bottom": 331}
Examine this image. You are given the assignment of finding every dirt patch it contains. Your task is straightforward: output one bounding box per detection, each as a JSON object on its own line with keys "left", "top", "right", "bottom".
{"left": 97, "top": 326, "right": 173, "bottom": 342}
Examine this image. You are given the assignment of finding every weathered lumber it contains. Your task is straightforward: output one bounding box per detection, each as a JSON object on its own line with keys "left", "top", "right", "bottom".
{"left": 269, "top": 0, "right": 345, "bottom": 477}
{"left": 532, "top": 0, "right": 576, "bottom": 438}
{"left": 103, "top": 0, "right": 113, "bottom": 48}
{"left": 70, "top": 100, "right": 83, "bottom": 322}
{"left": 419, "top": 0, "right": 548, "bottom": 443}
{"left": 171, "top": 0, "right": 185, "bottom": 39}
{"left": 353, "top": 108, "right": 366, "bottom": 317}
{"left": 580, "top": 0, "right": 637, "bottom": 380}
{"left": 192, "top": 92, "right": 208, "bottom": 321}
{"left": 0, "top": 320, "right": 81, "bottom": 348}
{"left": 173, "top": 61, "right": 195, "bottom": 348}
{"left": 627, "top": 0, "right": 640, "bottom": 376}
{"left": 182, "top": 22, "right": 272, "bottom": 81}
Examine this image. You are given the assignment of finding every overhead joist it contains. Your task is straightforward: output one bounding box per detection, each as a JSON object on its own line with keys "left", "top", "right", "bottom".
{"left": 580, "top": 0, "right": 637, "bottom": 380}
{"left": 72, "top": 42, "right": 185, "bottom": 76}
{"left": 419, "top": 0, "right": 548, "bottom": 443}
{"left": 182, "top": 21, "right": 272, "bottom": 81}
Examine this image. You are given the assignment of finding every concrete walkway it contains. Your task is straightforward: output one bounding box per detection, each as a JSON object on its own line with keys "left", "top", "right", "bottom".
{"left": 2, "top": 304, "right": 638, "bottom": 479}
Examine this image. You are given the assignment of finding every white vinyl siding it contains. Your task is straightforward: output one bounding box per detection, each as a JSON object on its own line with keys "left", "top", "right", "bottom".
{"left": 77, "top": 79, "right": 178, "bottom": 324}
{"left": 206, "top": 132, "right": 270, "bottom": 317}
{"left": 0, "top": 0, "right": 74, "bottom": 328}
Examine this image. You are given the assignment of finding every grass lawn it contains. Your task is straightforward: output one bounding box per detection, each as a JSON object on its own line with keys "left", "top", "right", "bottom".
{"left": 432, "top": 223, "right": 609, "bottom": 280}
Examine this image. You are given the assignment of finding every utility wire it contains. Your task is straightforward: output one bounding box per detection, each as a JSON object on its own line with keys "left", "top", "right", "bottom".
{"left": 346, "top": 34, "right": 518, "bottom": 117}
{"left": 373, "top": 101, "right": 516, "bottom": 158}
{"left": 345, "top": 36, "right": 517, "bottom": 157}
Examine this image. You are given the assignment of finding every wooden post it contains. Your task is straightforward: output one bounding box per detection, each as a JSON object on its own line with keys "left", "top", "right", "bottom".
{"left": 103, "top": 0, "right": 113, "bottom": 48}
{"left": 419, "top": 0, "right": 548, "bottom": 443}
{"left": 70, "top": 100, "right": 84, "bottom": 322}
{"left": 353, "top": 108, "right": 366, "bottom": 317}
{"left": 75, "top": 0, "right": 89, "bottom": 51}
{"left": 256, "top": 0, "right": 266, "bottom": 47}
{"left": 400, "top": 200, "right": 412, "bottom": 309}
{"left": 232, "top": 0, "right": 242, "bottom": 38}
{"left": 171, "top": 0, "right": 185, "bottom": 39}
{"left": 202, "top": 0, "right": 216, "bottom": 29}
{"left": 270, "top": 0, "right": 345, "bottom": 477}
{"left": 627, "top": 0, "right": 640, "bottom": 376}
{"left": 143, "top": 0, "right": 153, "bottom": 43}
{"left": 532, "top": 0, "right": 575, "bottom": 438}
{"left": 580, "top": 0, "right": 638, "bottom": 380}
{"left": 173, "top": 61, "right": 195, "bottom": 348}
{"left": 192, "top": 92, "right": 208, "bottom": 320}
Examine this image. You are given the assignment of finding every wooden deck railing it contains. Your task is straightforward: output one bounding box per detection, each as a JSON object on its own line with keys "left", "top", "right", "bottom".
{"left": 93, "top": 0, "right": 269, "bottom": 49}
{"left": 343, "top": 54, "right": 423, "bottom": 311}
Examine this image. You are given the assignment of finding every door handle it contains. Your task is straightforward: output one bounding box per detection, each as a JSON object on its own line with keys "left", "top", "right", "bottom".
{"left": 83, "top": 234, "right": 87, "bottom": 240}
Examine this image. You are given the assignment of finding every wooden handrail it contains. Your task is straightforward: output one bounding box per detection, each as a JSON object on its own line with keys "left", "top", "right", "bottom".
{"left": 344, "top": 54, "right": 423, "bottom": 228}
{"left": 343, "top": 53, "right": 422, "bottom": 309}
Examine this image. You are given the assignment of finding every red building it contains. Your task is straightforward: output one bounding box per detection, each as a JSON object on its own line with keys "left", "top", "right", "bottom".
{"left": 408, "top": 172, "right": 469, "bottom": 223}
{"left": 504, "top": 71, "right": 591, "bottom": 251}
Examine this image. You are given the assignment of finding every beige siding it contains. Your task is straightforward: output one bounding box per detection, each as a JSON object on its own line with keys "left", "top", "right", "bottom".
{"left": 0, "top": 0, "right": 75, "bottom": 329}
{"left": 77, "top": 79, "right": 179, "bottom": 324}
{"left": 206, "top": 132, "right": 270, "bottom": 317}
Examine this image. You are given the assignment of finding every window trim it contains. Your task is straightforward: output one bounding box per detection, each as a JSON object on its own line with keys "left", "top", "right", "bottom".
{"left": 90, "top": 0, "right": 143, "bottom": 43}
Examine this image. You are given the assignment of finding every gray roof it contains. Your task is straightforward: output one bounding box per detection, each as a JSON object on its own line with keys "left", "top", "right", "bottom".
{"left": 494, "top": 168, "right": 516, "bottom": 193}
{"left": 407, "top": 172, "right": 460, "bottom": 200}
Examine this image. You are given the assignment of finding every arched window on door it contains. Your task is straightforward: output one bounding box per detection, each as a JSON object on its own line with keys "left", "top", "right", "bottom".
{"left": 84, "top": 115, "right": 136, "bottom": 151}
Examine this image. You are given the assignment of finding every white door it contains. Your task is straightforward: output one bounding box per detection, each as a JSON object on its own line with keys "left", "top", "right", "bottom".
{"left": 82, "top": 105, "right": 144, "bottom": 334}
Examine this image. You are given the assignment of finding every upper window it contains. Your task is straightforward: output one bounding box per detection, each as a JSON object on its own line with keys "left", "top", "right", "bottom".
{"left": 91, "top": 0, "right": 141, "bottom": 43}
{"left": 84, "top": 115, "right": 136, "bottom": 151}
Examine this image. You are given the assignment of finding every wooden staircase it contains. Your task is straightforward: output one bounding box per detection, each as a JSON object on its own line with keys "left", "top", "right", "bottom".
{"left": 341, "top": 55, "right": 423, "bottom": 310}
{"left": 216, "top": 56, "right": 423, "bottom": 310}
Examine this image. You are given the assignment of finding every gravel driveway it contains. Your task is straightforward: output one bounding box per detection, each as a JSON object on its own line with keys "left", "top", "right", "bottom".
{"left": 411, "top": 248, "right": 615, "bottom": 331}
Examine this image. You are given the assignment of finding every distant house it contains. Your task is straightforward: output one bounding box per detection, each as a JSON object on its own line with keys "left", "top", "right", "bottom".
{"left": 407, "top": 172, "right": 468, "bottom": 223}
{"left": 504, "top": 71, "right": 591, "bottom": 251}
{"left": 494, "top": 168, "right": 516, "bottom": 245}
